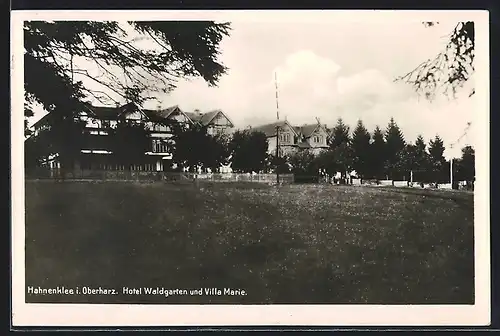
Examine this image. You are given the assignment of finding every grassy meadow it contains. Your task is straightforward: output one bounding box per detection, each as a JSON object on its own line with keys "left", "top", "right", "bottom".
{"left": 24, "top": 180, "right": 474, "bottom": 304}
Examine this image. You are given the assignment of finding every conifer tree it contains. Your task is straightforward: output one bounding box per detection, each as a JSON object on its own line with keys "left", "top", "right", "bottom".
{"left": 351, "top": 119, "right": 371, "bottom": 178}
{"left": 384, "top": 117, "right": 406, "bottom": 179}
{"left": 368, "top": 126, "right": 386, "bottom": 179}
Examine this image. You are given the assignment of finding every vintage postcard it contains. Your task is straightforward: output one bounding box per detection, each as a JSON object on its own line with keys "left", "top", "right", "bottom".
{"left": 11, "top": 9, "right": 490, "bottom": 327}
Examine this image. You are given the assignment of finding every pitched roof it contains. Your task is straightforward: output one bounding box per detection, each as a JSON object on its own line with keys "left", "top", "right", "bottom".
{"left": 30, "top": 104, "right": 232, "bottom": 129}
{"left": 184, "top": 111, "right": 204, "bottom": 123}
{"left": 250, "top": 120, "right": 299, "bottom": 137}
{"left": 298, "top": 124, "right": 319, "bottom": 138}
{"left": 185, "top": 109, "right": 234, "bottom": 127}
{"left": 294, "top": 123, "right": 331, "bottom": 138}
{"left": 297, "top": 141, "right": 312, "bottom": 148}
{"left": 86, "top": 102, "right": 140, "bottom": 120}
{"left": 199, "top": 110, "right": 220, "bottom": 125}
{"left": 87, "top": 105, "right": 121, "bottom": 119}
{"left": 143, "top": 105, "right": 180, "bottom": 122}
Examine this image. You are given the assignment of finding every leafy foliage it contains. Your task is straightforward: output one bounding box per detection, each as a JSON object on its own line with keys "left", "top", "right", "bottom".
{"left": 24, "top": 20, "right": 231, "bottom": 131}
{"left": 108, "top": 121, "right": 151, "bottom": 170}
{"left": 204, "top": 132, "right": 232, "bottom": 172}
{"left": 396, "top": 21, "right": 475, "bottom": 100}
{"left": 229, "top": 130, "right": 268, "bottom": 173}
{"left": 314, "top": 149, "right": 338, "bottom": 176}
{"left": 268, "top": 153, "right": 291, "bottom": 174}
{"left": 170, "top": 123, "right": 230, "bottom": 172}
{"left": 289, "top": 150, "right": 317, "bottom": 176}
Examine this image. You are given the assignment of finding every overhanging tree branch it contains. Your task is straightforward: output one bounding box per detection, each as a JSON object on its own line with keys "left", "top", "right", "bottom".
{"left": 395, "top": 21, "right": 475, "bottom": 101}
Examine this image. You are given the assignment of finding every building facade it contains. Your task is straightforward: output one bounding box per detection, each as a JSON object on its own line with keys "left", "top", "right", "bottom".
{"left": 250, "top": 120, "right": 330, "bottom": 156}
{"left": 26, "top": 102, "right": 234, "bottom": 173}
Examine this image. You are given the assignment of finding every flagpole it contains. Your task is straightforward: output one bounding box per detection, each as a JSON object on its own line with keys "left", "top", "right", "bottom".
{"left": 275, "top": 72, "right": 280, "bottom": 185}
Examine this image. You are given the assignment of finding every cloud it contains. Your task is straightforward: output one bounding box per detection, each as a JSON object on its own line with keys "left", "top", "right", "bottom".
{"left": 30, "top": 34, "right": 477, "bottom": 160}
{"left": 240, "top": 50, "right": 475, "bottom": 159}
{"left": 242, "top": 50, "right": 412, "bottom": 125}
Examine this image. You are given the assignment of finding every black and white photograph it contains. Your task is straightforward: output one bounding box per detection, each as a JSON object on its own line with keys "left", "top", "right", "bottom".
{"left": 11, "top": 10, "right": 490, "bottom": 326}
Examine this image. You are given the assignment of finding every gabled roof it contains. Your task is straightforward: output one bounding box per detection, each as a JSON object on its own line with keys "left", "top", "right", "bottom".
{"left": 200, "top": 110, "right": 220, "bottom": 125}
{"left": 294, "top": 123, "right": 330, "bottom": 138}
{"left": 250, "top": 120, "right": 299, "bottom": 137}
{"left": 297, "top": 141, "right": 312, "bottom": 148}
{"left": 85, "top": 102, "right": 142, "bottom": 120}
{"left": 184, "top": 111, "right": 204, "bottom": 123}
{"left": 87, "top": 105, "right": 121, "bottom": 119}
{"left": 143, "top": 105, "right": 181, "bottom": 122}
{"left": 30, "top": 103, "right": 233, "bottom": 130}
{"left": 184, "top": 109, "right": 235, "bottom": 128}
{"left": 299, "top": 124, "right": 319, "bottom": 138}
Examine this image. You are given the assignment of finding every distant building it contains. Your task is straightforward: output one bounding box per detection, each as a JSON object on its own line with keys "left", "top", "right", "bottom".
{"left": 249, "top": 120, "right": 330, "bottom": 156}
{"left": 184, "top": 109, "right": 234, "bottom": 136}
{"left": 26, "top": 102, "right": 234, "bottom": 173}
{"left": 293, "top": 123, "right": 330, "bottom": 155}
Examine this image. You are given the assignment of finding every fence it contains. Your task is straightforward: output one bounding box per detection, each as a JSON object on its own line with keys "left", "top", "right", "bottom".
{"left": 25, "top": 168, "right": 295, "bottom": 184}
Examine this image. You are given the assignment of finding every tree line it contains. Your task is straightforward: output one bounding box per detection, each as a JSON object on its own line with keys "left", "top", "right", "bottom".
{"left": 283, "top": 117, "right": 475, "bottom": 185}
{"left": 26, "top": 115, "right": 475, "bottom": 185}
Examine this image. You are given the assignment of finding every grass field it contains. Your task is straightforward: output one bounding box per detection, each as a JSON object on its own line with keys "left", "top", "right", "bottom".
{"left": 24, "top": 180, "right": 474, "bottom": 304}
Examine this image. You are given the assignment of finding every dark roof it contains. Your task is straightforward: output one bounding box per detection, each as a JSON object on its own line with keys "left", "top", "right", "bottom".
{"left": 250, "top": 121, "right": 292, "bottom": 137}
{"left": 294, "top": 123, "right": 331, "bottom": 138}
{"left": 31, "top": 103, "right": 231, "bottom": 129}
{"left": 143, "top": 105, "right": 179, "bottom": 122}
{"left": 298, "top": 124, "right": 319, "bottom": 138}
{"left": 185, "top": 110, "right": 227, "bottom": 127}
{"left": 297, "top": 141, "right": 312, "bottom": 148}
{"left": 85, "top": 102, "right": 140, "bottom": 120}
{"left": 87, "top": 105, "right": 121, "bottom": 119}
{"left": 199, "top": 110, "right": 220, "bottom": 125}
{"left": 184, "top": 111, "right": 203, "bottom": 123}
{"left": 251, "top": 121, "right": 329, "bottom": 138}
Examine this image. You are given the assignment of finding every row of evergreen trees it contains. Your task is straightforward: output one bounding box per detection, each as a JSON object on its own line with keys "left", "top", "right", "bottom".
{"left": 25, "top": 115, "right": 475, "bottom": 184}
{"left": 280, "top": 117, "right": 475, "bottom": 184}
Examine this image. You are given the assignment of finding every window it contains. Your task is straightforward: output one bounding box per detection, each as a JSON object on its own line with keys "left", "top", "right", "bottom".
{"left": 153, "top": 124, "right": 168, "bottom": 132}
{"left": 152, "top": 139, "right": 169, "bottom": 153}
{"left": 280, "top": 133, "right": 290, "bottom": 143}
{"left": 313, "top": 135, "right": 323, "bottom": 144}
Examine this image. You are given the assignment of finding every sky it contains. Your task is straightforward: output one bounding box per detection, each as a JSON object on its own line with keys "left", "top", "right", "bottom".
{"left": 29, "top": 14, "right": 479, "bottom": 159}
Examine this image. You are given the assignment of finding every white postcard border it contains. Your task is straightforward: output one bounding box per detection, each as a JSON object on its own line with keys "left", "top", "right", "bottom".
{"left": 11, "top": 10, "right": 491, "bottom": 327}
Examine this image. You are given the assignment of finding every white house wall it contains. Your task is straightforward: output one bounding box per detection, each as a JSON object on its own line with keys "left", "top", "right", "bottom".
{"left": 267, "top": 136, "right": 277, "bottom": 154}
{"left": 307, "top": 127, "right": 329, "bottom": 149}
